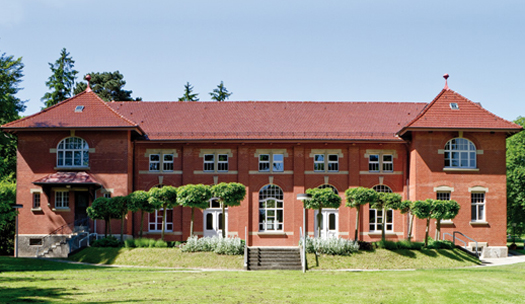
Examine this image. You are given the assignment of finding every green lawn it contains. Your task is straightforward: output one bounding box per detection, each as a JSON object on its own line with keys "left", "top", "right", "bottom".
{"left": 1, "top": 256, "right": 525, "bottom": 303}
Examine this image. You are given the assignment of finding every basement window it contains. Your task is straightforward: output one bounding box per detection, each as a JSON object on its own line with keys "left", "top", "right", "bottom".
{"left": 75, "top": 105, "right": 85, "bottom": 113}
{"left": 30, "top": 238, "right": 43, "bottom": 246}
{"left": 449, "top": 103, "right": 459, "bottom": 110}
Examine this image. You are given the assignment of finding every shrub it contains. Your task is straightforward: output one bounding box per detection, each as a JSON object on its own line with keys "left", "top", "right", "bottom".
{"left": 124, "top": 239, "right": 136, "bottom": 248}
{"left": 427, "top": 239, "right": 455, "bottom": 249}
{"left": 155, "top": 239, "right": 168, "bottom": 248}
{"left": 92, "top": 236, "right": 121, "bottom": 247}
{"left": 375, "top": 240, "right": 398, "bottom": 250}
{"left": 358, "top": 241, "right": 374, "bottom": 251}
{"left": 301, "top": 237, "right": 359, "bottom": 256}
{"left": 181, "top": 236, "right": 245, "bottom": 255}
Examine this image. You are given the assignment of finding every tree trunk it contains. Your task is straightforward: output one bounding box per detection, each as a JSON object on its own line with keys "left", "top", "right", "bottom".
{"left": 190, "top": 207, "right": 195, "bottom": 236}
{"left": 221, "top": 202, "right": 226, "bottom": 238}
{"left": 120, "top": 212, "right": 125, "bottom": 242}
{"left": 424, "top": 218, "right": 430, "bottom": 247}
{"left": 161, "top": 205, "right": 167, "bottom": 241}
{"left": 108, "top": 218, "right": 112, "bottom": 237}
{"left": 105, "top": 219, "right": 108, "bottom": 237}
{"left": 354, "top": 206, "right": 360, "bottom": 241}
{"left": 407, "top": 213, "right": 415, "bottom": 242}
{"left": 139, "top": 210, "right": 144, "bottom": 238}
{"left": 435, "top": 219, "right": 441, "bottom": 240}
{"left": 381, "top": 208, "right": 386, "bottom": 242}
{"left": 317, "top": 205, "right": 323, "bottom": 239}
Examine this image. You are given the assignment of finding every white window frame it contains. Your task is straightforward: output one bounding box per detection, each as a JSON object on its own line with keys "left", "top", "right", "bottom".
{"left": 217, "top": 154, "right": 229, "bottom": 172}
{"left": 370, "top": 185, "right": 394, "bottom": 232}
{"left": 149, "top": 154, "right": 160, "bottom": 171}
{"left": 259, "top": 154, "right": 270, "bottom": 172}
{"left": 55, "top": 191, "right": 69, "bottom": 209}
{"left": 163, "top": 154, "right": 174, "bottom": 171}
{"left": 56, "top": 137, "right": 89, "bottom": 168}
{"left": 203, "top": 154, "right": 215, "bottom": 172}
{"left": 259, "top": 185, "right": 284, "bottom": 231}
{"left": 436, "top": 192, "right": 451, "bottom": 201}
{"left": 444, "top": 138, "right": 477, "bottom": 168}
{"left": 258, "top": 153, "right": 284, "bottom": 172}
{"left": 149, "top": 209, "right": 173, "bottom": 232}
{"left": 203, "top": 153, "right": 229, "bottom": 173}
{"left": 471, "top": 192, "right": 485, "bottom": 222}
{"left": 369, "top": 154, "right": 380, "bottom": 172}
{"left": 33, "top": 192, "right": 41, "bottom": 209}
{"left": 314, "top": 154, "right": 339, "bottom": 172}
{"left": 314, "top": 154, "right": 325, "bottom": 172}
{"left": 382, "top": 154, "right": 393, "bottom": 172}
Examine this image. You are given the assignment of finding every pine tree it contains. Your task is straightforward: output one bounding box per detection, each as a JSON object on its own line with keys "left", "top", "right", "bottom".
{"left": 73, "top": 71, "right": 141, "bottom": 101}
{"left": 209, "top": 81, "right": 232, "bottom": 101}
{"left": 41, "top": 48, "right": 78, "bottom": 108}
{"left": 178, "top": 82, "right": 199, "bottom": 101}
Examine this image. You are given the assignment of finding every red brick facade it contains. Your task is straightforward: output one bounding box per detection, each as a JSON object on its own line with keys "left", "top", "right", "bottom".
{"left": 2, "top": 85, "right": 520, "bottom": 257}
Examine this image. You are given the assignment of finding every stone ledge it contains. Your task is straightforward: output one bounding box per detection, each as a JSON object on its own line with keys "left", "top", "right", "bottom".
{"left": 481, "top": 246, "right": 508, "bottom": 258}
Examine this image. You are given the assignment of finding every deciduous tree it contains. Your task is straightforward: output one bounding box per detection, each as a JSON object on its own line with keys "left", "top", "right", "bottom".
{"left": 129, "top": 190, "right": 155, "bottom": 238}
{"left": 177, "top": 184, "right": 212, "bottom": 236}
{"left": 411, "top": 199, "right": 433, "bottom": 247}
{"left": 148, "top": 186, "right": 178, "bottom": 241}
{"left": 87, "top": 197, "right": 121, "bottom": 237}
{"left": 432, "top": 199, "right": 460, "bottom": 240}
{"left": 41, "top": 48, "right": 78, "bottom": 108}
{"left": 507, "top": 117, "right": 525, "bottom": 236}
{"left": 211, "top": 182, "right": 246, "bottom": 238}
{"left": 345, "top": 187, "right": 379, "bottom": 241}
{"left": 0, "top": 179, "right": 16, "bottom": 255}
{"left": 371, "top": 192, "right": 402, "bottom": 242}
{"left": 304, "top": 187, "right": 341, "bottom": 238}
{"left": 73, "top": 71, "right": 141, "bottom": 101}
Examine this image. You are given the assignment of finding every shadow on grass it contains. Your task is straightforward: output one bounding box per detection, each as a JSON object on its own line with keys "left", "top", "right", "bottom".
{"left": 390, "top": 249, "right": 417, "bottom": 258}
{"left": 418, "top": 249, "right": 438, "bottom": 257}
{"left": 0, "top": 257, "right": 101, "bottom": 272}
{"left": 436, "top": 249, "right": 481, "bottom": 264}
{"left": 68, "top": 247, "right": 122, "bottom": 264}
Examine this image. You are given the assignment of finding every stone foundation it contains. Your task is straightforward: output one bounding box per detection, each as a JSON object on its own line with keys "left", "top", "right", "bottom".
{"left": 481, "top": 246, "right": 508, "bottom": 259}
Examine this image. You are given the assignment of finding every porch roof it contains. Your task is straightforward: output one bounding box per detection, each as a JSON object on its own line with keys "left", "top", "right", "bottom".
{"left": 33, "top": 172, "right": 101, "bottom": 186}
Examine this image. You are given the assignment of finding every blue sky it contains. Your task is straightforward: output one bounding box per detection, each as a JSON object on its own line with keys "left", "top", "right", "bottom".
{"left": 1, "top": 0, "right": 524, "bottom": 121}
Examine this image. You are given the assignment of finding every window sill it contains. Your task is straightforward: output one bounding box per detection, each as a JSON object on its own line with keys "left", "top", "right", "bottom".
{"left": 139, "top": 170, "right": 183, "bottom": 174}
{"left": 305, "top": 171, "right": 349, "bottom": 175}
{"left": 359, "top": 171, "right": 403, "bottom": 175}
{"left": 440, "top": 221, "right": 454, "bottom": 225}
{"left": 470, "top": 221, "right": 489, "bottom": 226}
{"left": 249, "top": 170, "right": 294, "bottom": 175}
{"left": 52, "top": 208, "right": 71, "bottom": 212}
{"left": 31, "top": 207, "right": 43, "bottom": 212}
{"left": 253, "top": 231, "right": 288, "bottom": 236}
{"left": 194, "top": 170, "right": 238, "bottom": 175}
{"left": 366, "top": 232, "right": 397, "bottom": 236}
{"left": 443, "top": 167, "right": 479, "bottom": 172}
{"left": 55, "top": 166, "right": 90, "bottom": 171}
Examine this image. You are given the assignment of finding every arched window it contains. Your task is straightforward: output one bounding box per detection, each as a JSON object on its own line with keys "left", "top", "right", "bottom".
{"left": 57, "top": 137, "right": 89, "bottom": 168}
{"left": 370, "top": 185, "right": 393, "bottom": 232}
{"left": 318, "top": 184, "right": 339, "bottom": 195}
{"left": 259, "top": 185, "right": 284, "bottom": 231}
{"left": 444, "top": 138, "right": 476, "bottom": 168}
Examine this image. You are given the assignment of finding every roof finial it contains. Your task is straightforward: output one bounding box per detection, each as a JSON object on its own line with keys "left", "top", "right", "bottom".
{"left": 443, "top": 73, "right": 449, "bottom": 90}
{"left": 85, "top": 74, "right": 92, "bottom": 92}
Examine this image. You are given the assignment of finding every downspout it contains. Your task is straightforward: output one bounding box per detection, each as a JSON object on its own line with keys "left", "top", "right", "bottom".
{"left": 131, "top": 139, "right": 136, "bottom": 238}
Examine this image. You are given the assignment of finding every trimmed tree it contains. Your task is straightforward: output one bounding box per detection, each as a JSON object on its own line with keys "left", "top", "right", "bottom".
{"left": 177, "top": 184, "right": 212, "bottom": 236}
{"left": 411, "top": 199, "right": 433, "bottom": 247}
{"left": 87, "top": 197, "right": 121, "bottom": 237}
{"left": 129, "top": 190, "right": 155, "bottom": 238}
{"left": 148, "top": 186, "right": 178, "bottom": 241}
{"left": 432, "top": 199, "right": 460, "bottom": 240}
{"left": 211, "top": 182, "right": 246, "bottom": 238}
{"left": 112, "top": 195, "right": 132, "bottom": 242}
{"left": 371, "top": 192, "right": 402, "bottom": 242}
{"left": 345, "top": 187, "right": 379, "bottom": 241}
{"left": 304, "top": 187, "right": 341, "bottom": 238}
{"left": 396, "top": 200, "right": 416, "bottom": 241}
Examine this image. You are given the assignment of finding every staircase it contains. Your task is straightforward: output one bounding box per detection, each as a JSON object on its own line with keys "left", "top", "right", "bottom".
{"left": 247, "top": 247, "right": 302, "bottom": 270}
{"left": 36, "top": 218, "right": 91, "bottom": 258}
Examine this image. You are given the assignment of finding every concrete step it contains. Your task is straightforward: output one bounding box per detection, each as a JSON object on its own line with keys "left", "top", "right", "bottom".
{"left": 247, "top": 247, "right": 302, "bottom": 271}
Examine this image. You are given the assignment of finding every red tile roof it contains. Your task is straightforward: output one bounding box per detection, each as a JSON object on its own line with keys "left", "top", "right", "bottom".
{"left": 108, "top": 101, "right": 426, "bottom": 141}
{"left": 2, "top": 91, "right": 142, "bottom": 132}
{"left": 33, "top": 172, "right": 101, "bottom": 185}
{"left": 398, "top": 89, "right": 522, "bottom": 135}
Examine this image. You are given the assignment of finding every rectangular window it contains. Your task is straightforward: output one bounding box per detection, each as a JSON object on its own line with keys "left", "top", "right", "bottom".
{"left": 471, "top": 193, "right": 485, "bottom": 222}
{"left": 149, "top": 209, "right": 173, "bottom": 232}
{"left": 272, "top": 154, "right": 284, "bottom": 172}
{"left": 203, "top": 154, "right": 215, "bottom": 172}
{"left": 33, "top": 193, "right": 41, "bottom": 209}
{"left": 328, "top": 154, "right": 339, "bottom": 172}
{"left": 436, "top": 192, "right": 451, "bottom": 201}
{"left": 30, "top": 238, "right": 43, "bottom": 246}
{"left": 104, "top": 192, "right": 111, "bottom": 198}
{"left": 259, "top": 154, "right": 270, "bottom": 171}
{"left": 55, "top": 191, "right": 69, "bottom": 208}
{"left": 369, "top": 208, "right": 393, "bottom": 232}
{"left": 149, "top": 154, "right": 160, "bottom": 171}
{"left": 314, "top": 154, "right": 325, "bottom": 172}
{"left": 369, "top": 155, "right": 379, "bottom": 172}
{"left": 259, "top": 199, "right": 284, "bottom": 231}
{"left": 163, "top": 154, "right": 174, "bottom": 171}
{"left": 382, "top": 154, "right": 393, "bottom": 172}
{"left": 217, "top": 154, "right": 228, "bottom": 172}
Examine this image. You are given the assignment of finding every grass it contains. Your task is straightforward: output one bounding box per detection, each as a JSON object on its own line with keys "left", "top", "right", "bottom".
{"left": 1, "top": 256, "right": 525, "bottom": 303}
{"left": 68, "top": 247, "right": 245, "bottom": 269}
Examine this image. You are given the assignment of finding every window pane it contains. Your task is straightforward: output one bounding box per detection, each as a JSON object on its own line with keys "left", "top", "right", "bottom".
{"left": 204, "top": 154, "right": 214, "bottom": 161}
{"left": 329, "top": 213, "right": 336, "bottom": 230}
{"left": 273, "top": 162, "right": 283, "bottom": 172}
{"left": 314, "top": 154, "right": 324, "bottom": 162}
{"left": 150, "top": 154, "right": 160, "bottom": 161}
{"left": 164, "top": 154, "right": 173, "bottom": 162}
{"left": 328, "top": 154, "right": 338, "bottom": 162}
{"left": 259, "top": 162, "right": 270, "bottom": 171}
{"left": 273, "top": 154, "right": 283, "bottom": 162}
{"left": 218, "top": 213, "right": 223, "bottom": 230}
{"left": 383, "top": 155, "right": 392, "bottom": 162}
{"left": 218, "top": 154, "right": 228, "bottom": 161}
{"left": 259, "top": 154, "right": 269, "bottom": 161}
{"left": 314, "top": 163, "right": 325, "bottom": 171}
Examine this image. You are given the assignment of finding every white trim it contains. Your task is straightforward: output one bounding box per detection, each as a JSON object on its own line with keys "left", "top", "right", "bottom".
{"left": 433, "top": 186, "right": 455, "bottom": 192}
{"left": 194, "top": 170, "right": 238, "bottom": 175}
{"left": 469, "top": 186, "right": 489, "bottom": 193}
{"left": 30, "top": 188, "right": 43, "bottom": 193}
{"left": 443, "top": 168, "right": 479, "bottom": 172}
{"left": 304, "top": 171, "right": 349, "bottom": 175}
{"left": 139, "top": 170, "right": 182, "bottom": 174}
{"left": 359, "top": 171, "right": 403, "bottom": 175}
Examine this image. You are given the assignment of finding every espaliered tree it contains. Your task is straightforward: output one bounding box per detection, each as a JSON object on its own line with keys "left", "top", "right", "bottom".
{"left": 371, "top": 192, "right": 402, "bottom": 242}
{"left": 211, "top": 182, "right": 247, "bottom": 238}
{"left": 432, "top": 199, "right": 460, "bottom": 240}
{"left": 304, "top": 187, "right": 341, "bottom": 238}
{"left": 148, "top": 186, "right": 178, "bottom": 241}
{"left": 345, "top": 187, "right": 379, "bottom": 241}
{"left": 177, "top": 184, "right": 212, "bottom": 236}
{"left": 87, "top": 197, "right": 121, "bottom": 237}
{"left": 411, "top": 199, "right": 433, "bottom": 247}
{"left": 129, "top": 190, "right": 155, "bottom": 238}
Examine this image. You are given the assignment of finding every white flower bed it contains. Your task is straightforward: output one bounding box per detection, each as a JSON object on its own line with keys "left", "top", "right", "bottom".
{"left": 181, "top": 235, "right": 244, "bottom": 255}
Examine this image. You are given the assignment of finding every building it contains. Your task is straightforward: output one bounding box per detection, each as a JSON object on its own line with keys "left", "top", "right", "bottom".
{"left": 2, "top": 77, "right": 521, "bottom": 258}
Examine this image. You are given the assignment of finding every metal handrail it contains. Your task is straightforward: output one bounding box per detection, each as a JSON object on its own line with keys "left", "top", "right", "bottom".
{"left": 36, "top": 217, "right": 90, "bottom": 257}
{"left": 299, "top": 227, "right": 306, "bottom": 273}
{"left": 443, "top": 231, "right": 479, "bottom": 257}
{"left": 244, "top": 226, "right": 248, "bottom": 269}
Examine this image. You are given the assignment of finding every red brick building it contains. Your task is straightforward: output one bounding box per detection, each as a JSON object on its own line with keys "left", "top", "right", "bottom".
{"left": 2, "top": 80, "right": 521, "bottom": 258}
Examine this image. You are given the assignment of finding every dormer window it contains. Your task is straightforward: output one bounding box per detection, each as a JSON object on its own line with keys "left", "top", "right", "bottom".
{"left": 75, "top": 106, "right": 85, "bottom": 113}
{"left": 449, "top": 103, "right": 459, "bottom": 110}
{"left": 57, "top": 137, "right": 89, "bottom": 168}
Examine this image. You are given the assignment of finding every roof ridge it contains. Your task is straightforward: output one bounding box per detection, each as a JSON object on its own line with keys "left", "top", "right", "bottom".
{"left": 399, "top": 89, "right": 446, "bottom": 130}
{"left": 1, "top": 90, "right": 90, "bottom": 127}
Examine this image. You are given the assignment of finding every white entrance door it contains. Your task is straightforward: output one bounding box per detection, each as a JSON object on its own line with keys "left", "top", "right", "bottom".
{"left": 314, "top": 209, "right": 338, "bottom": 239}
{"left": 203, "top": 199, "right": 228, "bottom": 237}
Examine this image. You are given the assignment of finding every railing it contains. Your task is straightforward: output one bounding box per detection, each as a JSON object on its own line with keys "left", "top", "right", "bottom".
{"left": 443, "top": 231, "right": 480, "bottom": 257}
{"left": 244, "top": 226, "right": 248, "bottom": 269}
{"left": 36, "top": 217, "right": 90, "bottom": 257}
{"left": 299, "top": 227, "right": 306, "bottom": 273}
